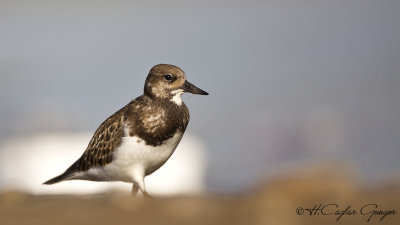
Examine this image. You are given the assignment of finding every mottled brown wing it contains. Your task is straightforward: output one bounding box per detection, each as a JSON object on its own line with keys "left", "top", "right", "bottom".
{"left": 74, "top": 109, "right": 125, "bottom": 171}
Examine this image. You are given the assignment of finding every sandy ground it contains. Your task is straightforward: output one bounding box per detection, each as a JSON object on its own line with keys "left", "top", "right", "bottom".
{"left": 1, "top": 172, "right": 399, "bottom": 225}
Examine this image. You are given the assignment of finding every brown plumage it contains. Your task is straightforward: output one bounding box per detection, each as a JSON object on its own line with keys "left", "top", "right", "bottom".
{"left": 43, "top": 64, "right": 208, "bottom": 197}
{"left": 77, "top": 108, "right": 125, "bottom": 171}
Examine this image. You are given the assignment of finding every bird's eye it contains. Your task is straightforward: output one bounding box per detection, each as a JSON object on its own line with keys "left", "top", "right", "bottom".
{"left": 164, "top": 74, "right": 173, "bottom": 81}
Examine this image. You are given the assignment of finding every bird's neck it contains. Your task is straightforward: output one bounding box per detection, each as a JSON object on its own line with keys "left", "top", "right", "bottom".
{"left": 144, "top": 91, "right": 185, "bottom": 107}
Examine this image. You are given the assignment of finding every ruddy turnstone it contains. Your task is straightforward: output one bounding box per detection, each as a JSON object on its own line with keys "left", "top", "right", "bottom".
{"left": 44, "top": 64, "right": 208, "bottom": 197}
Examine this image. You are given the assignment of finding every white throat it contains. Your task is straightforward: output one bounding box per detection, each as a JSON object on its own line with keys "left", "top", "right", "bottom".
{"left": 170, "top": 89, "right": 184, "bottom": 106}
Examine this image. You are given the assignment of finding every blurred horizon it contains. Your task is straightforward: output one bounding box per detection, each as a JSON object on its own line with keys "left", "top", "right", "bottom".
{"left": 0, "top": 0, "right": 399, "bottom": 194}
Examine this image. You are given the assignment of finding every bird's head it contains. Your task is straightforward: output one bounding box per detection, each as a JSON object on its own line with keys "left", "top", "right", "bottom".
{"left": 144, "top": 64, "right": 208, "bottom": 105}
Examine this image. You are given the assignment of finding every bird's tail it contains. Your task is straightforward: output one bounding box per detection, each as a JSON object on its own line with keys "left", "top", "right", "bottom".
{"left": 43, "top": 172, "right": 73, "bottom": 185}
{"left": 43, "top": 159, "right": 80, "bottom": 185}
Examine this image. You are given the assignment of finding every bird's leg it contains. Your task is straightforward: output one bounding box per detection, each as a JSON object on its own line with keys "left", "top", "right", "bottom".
{"left": 132, "top": 167, "right": 151, "bottom": 198}
{"left": 136, "top": 178, "right": 152, "bottom": 198}
{"left": 131, "top": 183, "right": 139, "bottom": 196}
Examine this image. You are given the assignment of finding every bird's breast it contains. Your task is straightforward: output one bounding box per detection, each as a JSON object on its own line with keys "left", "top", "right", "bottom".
{"left": 110, "top": 131, "right": 183, "bottom": 177}
{"left": 124, "top": 100, "right": 189, "bottom": 147}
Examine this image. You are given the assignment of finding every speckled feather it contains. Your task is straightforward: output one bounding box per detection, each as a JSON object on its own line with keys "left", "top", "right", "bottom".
{"left": 68, "top": 95, "right": 189, "bottom": 171}
{"left": 76, "top": 108, "right": 125, "bottom": 171}
{"left": 43, "top": 64, "right": 206, "bottom": 189}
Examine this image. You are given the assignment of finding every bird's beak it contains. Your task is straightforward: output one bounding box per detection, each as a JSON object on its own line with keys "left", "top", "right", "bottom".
{"left": 181, "top": 80, "right": 209, "bottom": 95}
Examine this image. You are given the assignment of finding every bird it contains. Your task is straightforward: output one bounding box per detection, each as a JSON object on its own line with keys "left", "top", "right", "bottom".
{"left": 43, "top": 64, "right": 208, "bottom": 197}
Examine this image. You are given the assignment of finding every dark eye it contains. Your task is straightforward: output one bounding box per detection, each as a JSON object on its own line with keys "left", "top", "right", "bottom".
{"left": 164, "top": 74, "right": 173, "bottom": 81}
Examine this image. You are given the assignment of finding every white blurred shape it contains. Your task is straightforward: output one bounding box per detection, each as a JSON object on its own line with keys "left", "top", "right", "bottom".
{"left": 0, "top": 132, "right": 207, "bottom": 195}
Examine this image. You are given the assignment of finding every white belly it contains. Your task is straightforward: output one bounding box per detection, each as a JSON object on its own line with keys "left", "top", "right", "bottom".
{"left": 79, "top": 132, "right": 183, "bottom": 182}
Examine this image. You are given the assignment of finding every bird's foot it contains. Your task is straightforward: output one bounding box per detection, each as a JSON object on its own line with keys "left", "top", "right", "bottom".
{"left": 143, "top": 191, "right": 152, "bottom": 199}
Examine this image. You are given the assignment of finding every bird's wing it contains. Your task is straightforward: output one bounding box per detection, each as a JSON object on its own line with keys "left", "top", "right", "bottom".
{"left": 43, "top": 106, "right": 127, "bottom": 185}
{"left": 72, "top": 108, "right": 126, "bottom": 172}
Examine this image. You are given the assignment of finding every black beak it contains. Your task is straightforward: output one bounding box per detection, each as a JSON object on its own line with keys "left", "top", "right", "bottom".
{"left": 181, "top": 80, "right": 209, "bottom": 95}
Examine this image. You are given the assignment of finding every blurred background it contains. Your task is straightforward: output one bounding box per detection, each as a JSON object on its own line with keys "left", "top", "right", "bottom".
{"left": 0, "top": 0, "right": 399, "bottom": 224}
